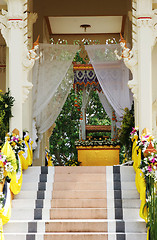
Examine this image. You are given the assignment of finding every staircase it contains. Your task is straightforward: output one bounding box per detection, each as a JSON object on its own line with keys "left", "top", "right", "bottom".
{"left": 3, "top": 166, "right": 147, "bottom": 240}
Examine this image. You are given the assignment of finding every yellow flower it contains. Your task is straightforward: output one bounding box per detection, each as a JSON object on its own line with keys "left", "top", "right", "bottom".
{"left": 0, "top": 161, "right": 4, "bottom": 167}
{"left": 148, "top": 136, "right": 154, "bottom": 142}
{"left": 25, "top": 136, "right": 29, "bottom": 141}
{"left": 11, "top": 142, "right": 16, "bottom": 147}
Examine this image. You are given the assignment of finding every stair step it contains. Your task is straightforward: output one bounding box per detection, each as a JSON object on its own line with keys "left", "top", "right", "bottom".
{"left": 54, "top": 173, "right": 135, "bottom": 182}
{"left": 47, "top": 221, "right": 108, "bottom": 232}
{"left": 44, "top": 233, "right": 147, "bottom": 240}
{"left": 55, "top": 166, "right": 107, "bottom": 174}
{"left": 52, "top": 190, "right": 139, "bottom": 199}
{"left": 52, "top": 190, "right": 107, "bottom": 199}
{"left": 54, "top": 174, "right": 107, "bottom": 182}
{"left": 122, "top": 199, "right": 141, "bottom": 208}
{"left": 51, "top": 199, "right": 107, "bottom": 208}
{"left": 12, "top": 199, "right": 51, "bottom": 209}
{"left": 3, "top": 220, "right": 146, "bottom": 233}
{"left": 53, "top": 182, "right": 136, "bottom": 191}
{"left": 13, "top": 189, "right": 139, "bottom": 200}
{"left": 53, "top": 182, "right": 107, "bottom": 190}
{"left": 10, "top": 209, "right": 50, "bottom": 220}
{"left": 3, "top": 233, "right": 147, "bottom": 240}
{"left": 55, "top": 166, "right": 135, "bottom": 175}
{"left": 50, "top": 208, "right": 107, "bottom": 219}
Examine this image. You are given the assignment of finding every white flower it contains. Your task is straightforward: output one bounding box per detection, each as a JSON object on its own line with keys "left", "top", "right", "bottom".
{"left": 4, "top": 162, "right": 14, "bottom": 173}
{"left": 146, "top": 195, "right": 151, "bottom": 203}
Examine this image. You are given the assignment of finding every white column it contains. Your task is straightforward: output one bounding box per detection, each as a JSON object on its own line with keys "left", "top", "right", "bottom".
{"left": 22, "top": 12, "right": 37, "bottom": 135}
{"left": 9, "top": 18, "right": 23, "bottom": 135}
{"left": 136, "top": 0, "right": 153, "bottom": 133}
{"left": 6, "top": 47, "right": 9, "bottom": 90}
{"left": 0, "top": 0, "right": 27, "bottom": 136}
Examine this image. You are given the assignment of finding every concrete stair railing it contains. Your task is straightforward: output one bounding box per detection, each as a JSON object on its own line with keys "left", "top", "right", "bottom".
{"left": 3, "top": 166, "right": 147, "bottom": 240}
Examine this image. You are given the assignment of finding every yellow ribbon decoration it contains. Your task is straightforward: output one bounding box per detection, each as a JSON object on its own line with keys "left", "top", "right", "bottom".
{"left": 9, "top": 152, "right": 23, "bottom": 195}
{"left": 131, "top": 136, "right": 148, "bottom": 222}
{"left": 0, "top": 218, "right": 4, "bottom": 240}
{"left": 24, "top": 137, "right": 32, "bottom": 166}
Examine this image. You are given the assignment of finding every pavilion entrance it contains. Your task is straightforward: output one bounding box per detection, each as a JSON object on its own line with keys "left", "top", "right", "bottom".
{"left": 32, "top": 41, "right": 133, "bottom": 166}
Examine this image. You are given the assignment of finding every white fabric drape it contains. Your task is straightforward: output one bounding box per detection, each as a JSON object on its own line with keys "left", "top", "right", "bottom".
{"left": 98, "top": 91, "right": 113, "bottom": 121}
{"left": 33, "top": 44, "right": 78, "bottom": 118}
{"left": 36, "top": 66, "right": 74, "bottom": 134}
{"left": 85, "top": 44, "right": 133, "bottom": 126}
{"left": 33, "top": 44, "right": 78, "bottom": 135}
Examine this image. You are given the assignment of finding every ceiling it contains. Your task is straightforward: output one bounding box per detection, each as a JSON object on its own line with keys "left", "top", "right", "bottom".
{"left": 48, "top": 16, "right": 123, "bottom": 35}
{"left": 0, "top": 0, "right": 6, "bottom": 5}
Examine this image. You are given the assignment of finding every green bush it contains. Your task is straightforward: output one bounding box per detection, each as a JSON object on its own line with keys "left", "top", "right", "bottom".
{"left": 0, "top": 89, "right": 15, "bottom": 143}
{"left": 118, "top": 104, "right": 134, "bottom": 161}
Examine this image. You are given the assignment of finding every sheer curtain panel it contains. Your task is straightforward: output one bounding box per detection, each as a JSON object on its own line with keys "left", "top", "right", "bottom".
{"left": 85, "top": 44, "right": 133, "bottom": 126}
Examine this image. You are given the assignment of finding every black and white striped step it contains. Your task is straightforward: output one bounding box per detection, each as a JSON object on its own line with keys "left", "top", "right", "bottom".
{"left": 3, "top": 232, "right": 147, "bottom": 240}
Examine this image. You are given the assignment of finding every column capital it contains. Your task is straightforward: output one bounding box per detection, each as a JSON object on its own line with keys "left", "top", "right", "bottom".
{"left": 0, "top": 0, "right": 26, "bottom": 46}
{"left": 137, "top": 17, "right": 153, "bottom": 27}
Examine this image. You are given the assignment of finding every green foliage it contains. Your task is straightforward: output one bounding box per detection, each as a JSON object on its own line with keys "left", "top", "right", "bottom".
{"left": 0, "top": 89, "right": 15, "bottom": 142}
{"left": 145, "top": 177, "right": 157, "bottom": 240}
{"left": 49, "top": 89, "right": 82, "bottom": 165}
{"left": 73, "top": 49, "right": 86, "bottom": 64}
{"left": 86, "top": 91, "right": 111, "bottom": 138}
{"left": 118, "top": 104, "right": 134, "bottom": 161}
{"left": 49, "top": 89, "right": 110, "bottom": 165}
{"left": 119, "top": 145, "right": 126, "bottom": 164}
{"left": 86, "top": 91, "right": 110, "bottom": 125}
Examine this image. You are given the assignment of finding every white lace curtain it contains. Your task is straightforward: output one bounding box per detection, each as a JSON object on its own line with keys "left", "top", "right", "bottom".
{"left": 85, "top": 44, "right": 133, "bottom": 126}
{"left": 33, "top": 44, "right": 78, "bottom": 137}
{"left": 35, "top": 66, "right": 74, "bottom": 134}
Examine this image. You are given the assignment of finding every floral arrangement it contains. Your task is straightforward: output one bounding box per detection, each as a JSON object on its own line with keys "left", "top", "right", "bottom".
{"left": 0, "top": 153, "right": 14, "bottom": 181}
{"left": 130, "top": 127, "right": 139, "bottom": 139}
{"left": 0, "top": 89, "right": 15, "bottom": 142}
{"left": 131, "top": 127, "right": 157, "bottom": 240}
{"left": 75, "top": 139, "right": 120, "bottom": 147}
{"left": 5, "top": 132, "right": 25, "bottom": 171}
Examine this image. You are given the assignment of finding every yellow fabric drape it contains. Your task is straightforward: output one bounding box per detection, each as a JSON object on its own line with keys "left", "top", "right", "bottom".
{"left": 9, "top": 152, "right": 23, "bottom": 195}
{"left": 0, "top": 183, "right": 12, "bottom": 225}
{"left": 131, "top": 137, "right": 148, "bottom": 222}
{"left": 0, "top": 135, "right": 33, "bottom": 237}
{"left": 0, "top": 218, "right": 4, "bottom": 240}
{"left": 1, "top": 141, "right": 23, "bottom": 195}
{"left": 20, "top": 150, "right": 29, "bottom": 170}
{"left": 48, "top": 157, "right": 53, "bottom": 166}
{"left": 45, "top": 150, "right": 53, "bottom": 166}
{"left": 23, "top": 136, "right": 33, "bottom": 167}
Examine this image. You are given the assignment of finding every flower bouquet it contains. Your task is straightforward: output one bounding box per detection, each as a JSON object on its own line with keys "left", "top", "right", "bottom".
{"left": 5, "top": 132, "right": 25, "bottom": 171}
{"left": 0, "top": 152, "right": 15, "bottom": 182}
